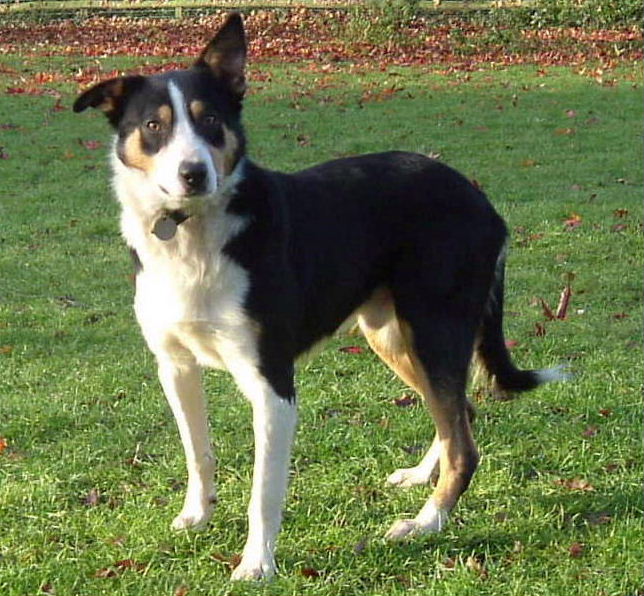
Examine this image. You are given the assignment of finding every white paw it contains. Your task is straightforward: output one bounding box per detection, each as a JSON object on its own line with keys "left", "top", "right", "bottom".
{"left": 387, "top": 467, "right": 432, "bottom": 488}
{"left": 230, "top": 557, "right": 276, "bottom": 581}
{"left": 171, "top": 500, "right": 215, "bottom": 531}
{"left": 385, "top": 502, "right": 448, "bottom": 541}
{"left": 385, "top": 518, "right": 419, "bottom": 541}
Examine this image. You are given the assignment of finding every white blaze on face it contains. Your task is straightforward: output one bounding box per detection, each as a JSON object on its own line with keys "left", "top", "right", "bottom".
{"left": 151, "top": 81, "right": 218, "bottom": 199}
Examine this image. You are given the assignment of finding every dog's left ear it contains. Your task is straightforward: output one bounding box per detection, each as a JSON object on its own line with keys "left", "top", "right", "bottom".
{"left": 195, "top": 12, "right": 247, "bottom": 99}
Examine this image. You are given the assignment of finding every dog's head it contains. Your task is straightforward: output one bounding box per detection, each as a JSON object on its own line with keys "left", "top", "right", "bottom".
{"left": 74, "top": 12, "right": 247, "bottom": 208}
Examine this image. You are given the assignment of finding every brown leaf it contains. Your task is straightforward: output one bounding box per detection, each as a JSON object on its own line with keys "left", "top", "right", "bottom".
{"left": 84, "top": 488, "right": 101, "bottom": 507}
{"left": 300, "top": 567, "right": 321, "bottom": 578}
{"left": 540, "top": 298, "right": 556, "bottom": 321}
{"left": 556, "top": 477, "right": 595, "bottom": 492}
{"left": 94, "top": 567, "right": 118, "bottom": 579}
{"left": 465, "top": 554, "right": 488, "bottom": 578}
{"left": 338, "top": 345, "right": 363, "bottom": 354}
{"left": 534, "top": 322, "right": 547, "bottom": 337}
{"left": 563, "top": 213, "right": 582, "bottom": 229}
{"left": 555, "top": 284, "right": 572, "bottom": 320}
{"left": 40, "top": 583, "right": 55, "bottom": 595}
{"left": 613, "top": 208, "right": 629, "bottom": 218}
{"left": 114, "top": 559, "right": 146, "bottom": 573}
{"left": 210, "top": 551, "right": 241, "bottom": 570}
{"left": 555, "top": 127, "right": 575, "bottom": 135}
{"left": 78, "top": 138, "right": 103, "bottom": 150}
{"left": 521, "top": 158, "right": 538, "bottom": 168}
{"left": 599, "top": 408, "right": 613, "bottom": 417}
{"left": 581, "top": 425, "right": 599, "bottom": 438}
{"left": 584, "top": 511, "right": 612, "bottom": 526}
{"left": 0, "top": 438, "right": 8, "bottom": 454}
{"left": 393, "top": 394, "right": 418, "bottom": 407}
{"left": 174, "top": 585, "right": 189, "bottom": 596}
{"left": 568, "top": 542, "right": 585, "bottom": 558}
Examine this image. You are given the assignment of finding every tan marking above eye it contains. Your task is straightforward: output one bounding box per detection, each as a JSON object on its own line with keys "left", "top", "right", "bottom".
{"left": 190, "top": 100, "right": 205, "bottom": 120}
{"left": 157, "top": 104, "right": 172, "bottom": 126}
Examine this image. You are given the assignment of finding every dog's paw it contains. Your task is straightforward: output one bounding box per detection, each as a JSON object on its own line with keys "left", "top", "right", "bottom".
{"left": 386, "top": 467, "right": 433, "bottom": 488}
{"left": 171, "top": 501, "right": 215, "bottom": 531}
{"left": 231, "top": 557, "right": 276, "bottom": 581}
{"left": 385, "top": 502, "right": 448, "bottom": 541}
{"left": 384, "top": 519, "right": 418, "bottom": 541}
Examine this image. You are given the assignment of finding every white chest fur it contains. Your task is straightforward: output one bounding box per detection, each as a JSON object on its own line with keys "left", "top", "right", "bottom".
{"left": 124, "top": 209, "right": 253, "bottom": 370}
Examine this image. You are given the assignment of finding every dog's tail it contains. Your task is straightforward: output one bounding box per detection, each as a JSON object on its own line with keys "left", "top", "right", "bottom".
{"left": 475, "top": 244, "right": 568, "bottom": 396}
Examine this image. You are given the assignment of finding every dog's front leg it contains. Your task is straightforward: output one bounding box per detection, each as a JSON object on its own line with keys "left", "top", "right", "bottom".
{"left": 228, "top": 367, "right": 297, "bottom": 581}
{"left": 158, "top": 358, "right": 216, "bottom": 530}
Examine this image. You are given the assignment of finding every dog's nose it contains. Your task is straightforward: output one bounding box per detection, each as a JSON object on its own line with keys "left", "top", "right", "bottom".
{"left": 179, "top": 161, "right": 208, "bottom": 193}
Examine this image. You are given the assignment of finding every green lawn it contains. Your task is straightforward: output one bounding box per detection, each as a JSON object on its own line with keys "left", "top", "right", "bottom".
{"left": 0, "top": 57, "right": 642, "bottom": 595}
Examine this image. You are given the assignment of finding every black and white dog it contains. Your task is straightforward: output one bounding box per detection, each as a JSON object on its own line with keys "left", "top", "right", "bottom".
{"left": 74, "top": 13, "right": 564, "bottom": 580}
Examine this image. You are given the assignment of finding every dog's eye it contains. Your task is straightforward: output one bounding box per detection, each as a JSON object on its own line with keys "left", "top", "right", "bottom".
{"left": 146, "top": 120, "right": 161, "bottom": 132}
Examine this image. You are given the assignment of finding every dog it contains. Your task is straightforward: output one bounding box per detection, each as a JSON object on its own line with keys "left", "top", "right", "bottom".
{"left": 73, "top": 12, "right": 565, "bottom": 580}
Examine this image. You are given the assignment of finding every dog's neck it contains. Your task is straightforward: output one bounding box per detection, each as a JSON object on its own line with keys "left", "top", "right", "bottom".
{"left": 116, "top": 158, "right": 248, "bottom": 268}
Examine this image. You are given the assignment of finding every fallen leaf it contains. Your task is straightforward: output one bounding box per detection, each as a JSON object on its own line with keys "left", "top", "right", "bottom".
{"left": 534, "top": 322, "right": 547, "bottom": 337}
{"left": 94, "top": 567, "right": 118, "bottom": 579}
{"left": 556, "top": 477, "right": 595, "bottom": 492}
{"left": 555, "top": 284, "right": 572, "bottom": 319}
{"left": 581, "top": 425, "right": 599, "bottom": 438}
{"left": 210, "top": 551, "right": 241, "bottom": 570}
{"left": 78, "top": 138, "right": 102, "bottom": 150}
{"left": 584, "top": 511, "right": 612, "bottom": 526}
{"left": 465, "top": 554, "right": 488, "bottom": 578}
{"left": 610, "top": 223, "right": 628, "bottom": 232}
{"left": 339, "top": 345, "right": 363, "bottom": 354}
{"left": 174, "top": 585, "right": 189, "bottom": 596}
{"left": 599, "top": 408, "right": 613, "bottom": 417}
{"left": 569, "top": 542, "right": 585, "bottom": 558}
{"left": 540, "top": 298, "right": 556, "bottom": 321}
{"left": 300, "top": 567, "right": 321, "bottom": 578}
{"left": 40, "top": 583, "right": 55, "bottom": 595}
{"left": 521, "top": 158, "right": 538, "bottom": 167}
{"left": 613, "top": 208, "right": 629, "bottom": 218}
{"left": 0, "top": 438, "right": 7, "bottom": 454}
{"left": 563, "top": 213, "right": 582, "bottom": 229}
{"left": 0, "top": 346, "right": 13, "bottom": 355}
{"left": 555, "top": 127, "right": 575, "bottom": 135}
{"left": 612, "top": 312, "right": 629, "bottom": 320}
{"left": 84, "top": 488, "right": 101, "bottom": 507}
{"left": 393, "top": 394, "right": 418, "bottom": 407}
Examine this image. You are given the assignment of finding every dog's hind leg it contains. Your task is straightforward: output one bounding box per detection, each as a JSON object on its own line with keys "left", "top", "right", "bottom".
{"left": 357, "top": 288, "right": 442, "bottom": 488}
{"left": 384, "top": 306, "right": 480, "bottom": 540}
{"left": 158, "top": 357, "right": 216, "bottom": 531}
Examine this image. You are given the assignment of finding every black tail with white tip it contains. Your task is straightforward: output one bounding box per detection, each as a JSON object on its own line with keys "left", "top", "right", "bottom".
{"left": 476, "top": 247, "right": 568, "bottom": 395}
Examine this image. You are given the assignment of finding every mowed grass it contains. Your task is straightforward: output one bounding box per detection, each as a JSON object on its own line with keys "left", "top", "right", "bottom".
{"left": 0, "top": 56, "right": 642, "bottom": 596}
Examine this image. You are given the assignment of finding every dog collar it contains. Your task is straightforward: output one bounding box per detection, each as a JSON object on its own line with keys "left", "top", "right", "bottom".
{"left": 152, "top": 210, "right": 190, "bottom": 241}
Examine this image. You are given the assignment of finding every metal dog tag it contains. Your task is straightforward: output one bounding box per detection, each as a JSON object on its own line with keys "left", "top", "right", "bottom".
{"left": 152, "top": 216, "right": 178, "bottom": 241}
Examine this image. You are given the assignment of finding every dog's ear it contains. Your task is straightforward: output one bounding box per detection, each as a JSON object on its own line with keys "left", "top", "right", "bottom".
{"left": 195, "top": 12, "right": 247, "bottom": 99}
{"left": 73, "top": 75, "right": 145, "bottom": 127}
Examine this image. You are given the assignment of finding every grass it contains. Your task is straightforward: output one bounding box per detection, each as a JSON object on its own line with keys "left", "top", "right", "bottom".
{"left": 0, "top": 56, "right": 642, "bottom": 596}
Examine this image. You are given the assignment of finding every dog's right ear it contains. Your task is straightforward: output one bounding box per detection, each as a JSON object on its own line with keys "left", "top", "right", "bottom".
{"left": 73, "top": 75, "right": 145, "bottom": 128}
